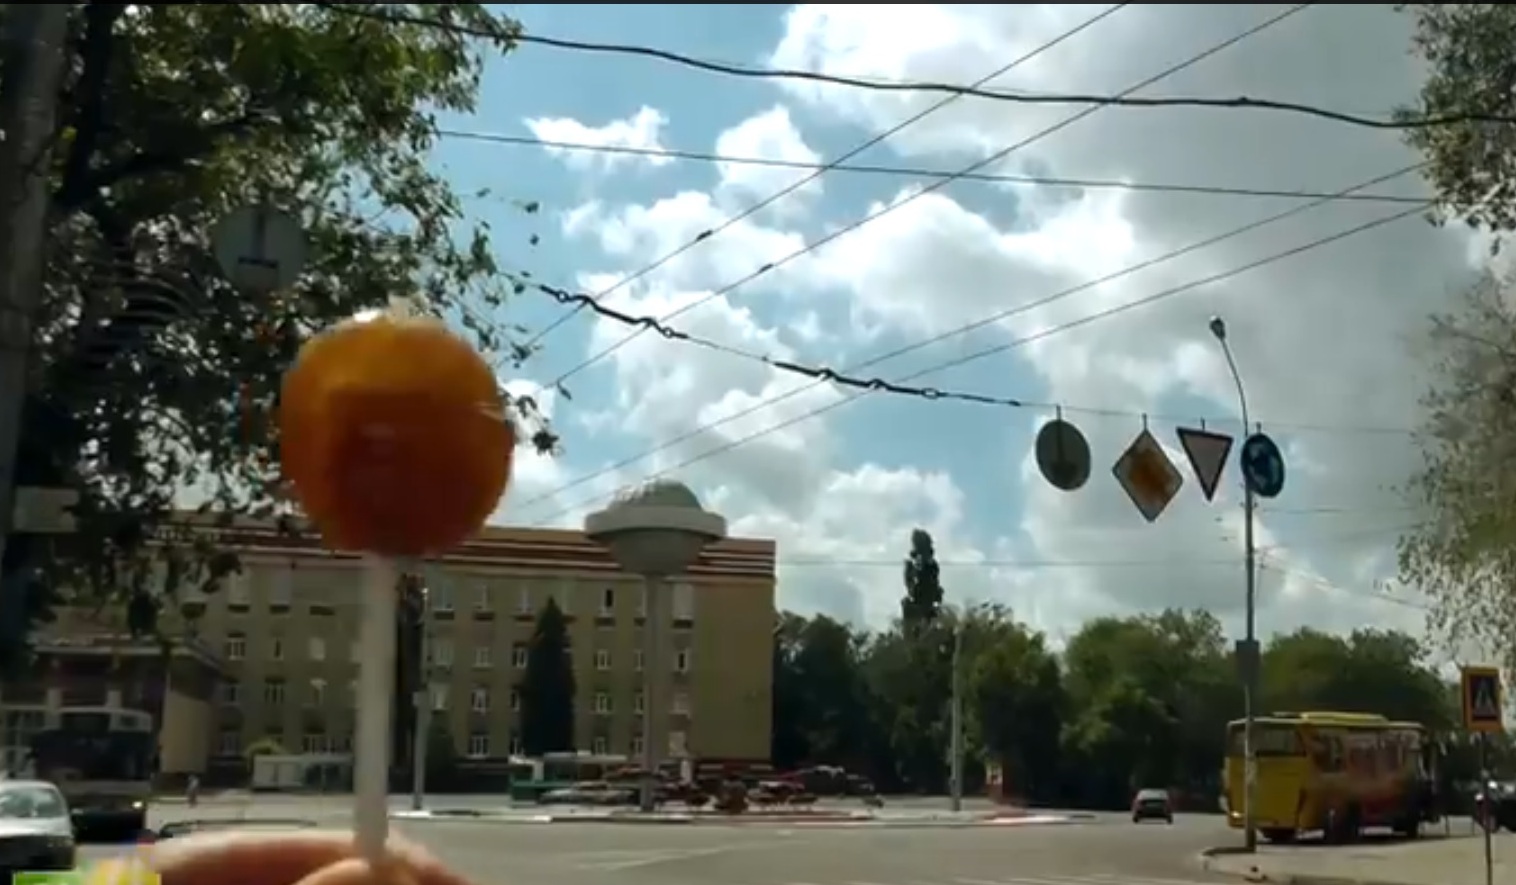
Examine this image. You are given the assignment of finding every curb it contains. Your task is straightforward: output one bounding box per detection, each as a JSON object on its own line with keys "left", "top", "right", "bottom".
{"left": 1196, "top": 847, "right": 1415, "bottom": 885}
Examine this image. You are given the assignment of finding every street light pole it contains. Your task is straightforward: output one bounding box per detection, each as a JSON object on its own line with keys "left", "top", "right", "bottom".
{"left": 410, "top": 585, "right": 431, "bottom": 812}
{"left": 1209, "top": 315, "right": 1259, "bottom": 853}
{"left": 949, "top": 619, "right": 964, "bottom": 813}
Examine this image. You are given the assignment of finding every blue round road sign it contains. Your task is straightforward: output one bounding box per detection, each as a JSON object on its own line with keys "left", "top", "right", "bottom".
{"left": 1240, "top": 432, "right": 1285, "bottom": 498}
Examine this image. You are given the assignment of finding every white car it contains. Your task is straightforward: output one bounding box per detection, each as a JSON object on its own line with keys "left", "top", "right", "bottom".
{"left": 0, "top": 781, "right": 75, "bottom": 874}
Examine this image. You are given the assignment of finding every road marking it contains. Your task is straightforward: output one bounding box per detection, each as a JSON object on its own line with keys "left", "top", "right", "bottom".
{"left": 958, "top": 877, "right": 1222, "bottom": 885}
{"left": 576, "top": 846, "right": 737, "bottom": 871}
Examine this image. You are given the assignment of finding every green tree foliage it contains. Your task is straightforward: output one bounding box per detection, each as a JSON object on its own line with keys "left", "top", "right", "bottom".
{"left": 519, "top": 599, "right": 575, "bottom": 755}
{"left": 7, "top": 4, "right": 554, "bottom": 665}
{"left": 1397, "top": 273, "right": 1516, "bottom": 670}
{"left": 1397, "top": 4, "right": 1516, "bottom": 232}
{"left": 900, "top": 529, "right": 944, "bottom": 628}
{"left": 772, "top": 607, "right": 1457, "bottom": 808}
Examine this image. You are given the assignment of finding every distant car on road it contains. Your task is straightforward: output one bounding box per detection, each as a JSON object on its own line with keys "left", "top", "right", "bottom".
{"left": 0, "top": 781, "right": 75, "bottom": 876}
{"left": 1131, "top": 788, "right": 1174, "bottom": 824}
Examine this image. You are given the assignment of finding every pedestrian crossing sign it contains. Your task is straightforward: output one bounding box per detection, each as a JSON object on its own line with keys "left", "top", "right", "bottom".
{"left": 1460, "top": 665, "right": 1504, "bottom": 733}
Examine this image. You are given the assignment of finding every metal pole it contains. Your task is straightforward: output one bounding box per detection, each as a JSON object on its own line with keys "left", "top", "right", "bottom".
{"left": 949, "top": 621, "right": 964, "bottom": 813}
{"left": 639, "top": 577, "right": 662, "bottom": 813}
{"left": 1480, "top": 734, "right": 1493, "bottom": 885}
{"left": 410, "top": 587, "right": 430, "bottom": 811}
{"left": 0, "top": 6, "right": 70, "bottom": 573}
{"left": 1212, "top": 318, "right": 1258, "bottom": 853}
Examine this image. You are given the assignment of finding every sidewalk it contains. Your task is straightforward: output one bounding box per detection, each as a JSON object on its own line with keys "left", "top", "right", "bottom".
{"left": 1203, "top": 834, "right": 1512, "bottom": 885}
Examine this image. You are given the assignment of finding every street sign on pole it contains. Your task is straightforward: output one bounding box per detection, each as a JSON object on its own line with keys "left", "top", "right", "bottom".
{"left": 1176, "top": 427, "right": 1233, "bottom": 502}
{"left": 1461, "top": 665, "right": 1504, "bottom": 733}
{"left": 212, "top": 204, "right": 307, "bottom": 293}
{"left": 1240, "top": 432, "right": 1286, "bottom": 499}
{"left": 1035, "top": 419, "right": 1091, "bottom": 492}
{"left": 12, "top": 486, "right": 77, "bottom": 533}
{"left": 1112, "top": 429, "right": 1183, "bottom": 523}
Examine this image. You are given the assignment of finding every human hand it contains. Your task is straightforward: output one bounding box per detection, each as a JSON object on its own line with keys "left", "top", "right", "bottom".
{"left": 84, "top": 830, "right": 477, "bottom": 885}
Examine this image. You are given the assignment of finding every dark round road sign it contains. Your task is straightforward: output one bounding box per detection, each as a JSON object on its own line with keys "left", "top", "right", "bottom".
{"left": 1240, "top": 432, "right": 1285, "bottom": 498}
{"left": 1035, "top": 419, "right": 1091, "bottom": 492}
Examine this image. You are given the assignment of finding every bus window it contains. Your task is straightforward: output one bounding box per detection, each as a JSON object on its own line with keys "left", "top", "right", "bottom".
{"left": 1227, "top": 723, "right": 1303, "bottom": 757}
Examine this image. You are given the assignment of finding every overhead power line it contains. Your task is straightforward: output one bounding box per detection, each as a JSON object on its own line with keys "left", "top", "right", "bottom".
{"left": 545, "top": 5, "right": 1309, "bottom": 391}
{"left": 507, "top": 161, "right": 1424, "bottom": 518}
{"left": 439, "top": 128, "right": 1430, "bottom": 207}
{"left": 527, "top": 198, "right": 1427, "bottom": 527}
{"left": 544, "top": 4, "right": 1136, "bottom": 387}
{"left": 321, "top": 3, "right": 1511, "bottom": 132}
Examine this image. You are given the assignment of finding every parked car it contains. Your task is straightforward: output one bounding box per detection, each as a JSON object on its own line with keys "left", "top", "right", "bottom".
{"left": 1131, "top": 788, "right": 1174, "bottom": 824}
{"left": 1475, "top": 780, "right": 1516, "bottom": 833}
{"left": 0, "top": 781, "right": 74, "bottom": 874}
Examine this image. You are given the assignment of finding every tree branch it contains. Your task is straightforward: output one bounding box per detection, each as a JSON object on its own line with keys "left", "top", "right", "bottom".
{"left": 57, "top": 3, "right": 128, "bottom": 213}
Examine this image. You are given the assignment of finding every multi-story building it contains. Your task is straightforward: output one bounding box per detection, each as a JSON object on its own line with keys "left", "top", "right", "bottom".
{"left": 153, "top": 514, "right": 776, "bottom": 775}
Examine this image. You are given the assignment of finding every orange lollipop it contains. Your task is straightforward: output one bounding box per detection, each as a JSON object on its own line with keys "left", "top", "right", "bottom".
{"left": 278, "top": 305, "right": 515, "bottom": 556}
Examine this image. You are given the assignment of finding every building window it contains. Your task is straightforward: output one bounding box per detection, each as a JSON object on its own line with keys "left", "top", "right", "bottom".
{"left": 600, "top": 588, "right": 614, "bottom": 616}
{"left": 672, "top": 582, "right": 694, "bottom": 621}
{"left": 269, "top": 638, "right": 284, "bottom": 662}
{"left": 673, "top": 649, "right": 690, "bottom": 673}
{"left": 470, "top": 687, "right": 489, "bottom": 713}
{"left": 637, "top": 586, "right": 647, "bottom": 617}
{"left": 432, "top": 585, "right": 453, "bottom": 613}
{"left": 509, "top": 690, "right": 520, "bottom": 712}
{"left": 593, "top": 692, "right": 611, "bottom": 714}
{"left": 594, "top": 649, "right": 611, "bottom": 671}
{"left": 633, "top": 692, "right": 645, "bottom": 715}
{"left": 515, "top": 586, "right": 531, "bottom": 615}
{"left": 263, "top": 679, "right": 285, "bottom": 706}
{"left": 308, "top": 637, "right": 326, "bottom": 662}
{"left": 225, "top": 635, "right": 246, "bottom": 661}
{"left": 592, "top": 736, "right": 608, "bottom": 755}
{"left": 301, "top": 732, "right": 327, "bottom": 754}
{"left": 634, "top": 650, "right": 644, "bottom": 672}
{"left": 431, "top": 639, "right": 454, "bottom": 667}
{"left": 669, "top": 730, "right": 688, "bottom": 757}
{"left": 672, "top": 692, "right": 690, "bottom": 715}
{"left": 467, "top": 733, "right": 489, "bottom": 758}
{"left": 218, "top": 730, "right": 241, "bottom": 756}
{"left": 429, "top": 683, "right": 448, "bottom": 712}
{"left": 270, "top": 566, "right": 294, "bottom": 608}
{"left": 512, "top": 644, "right": 527, "bottom": 669}
{"left": 473, "top": 645, "right": 491, "bottom": 669}
{"left": 510, "top": 735, "right": 523, "bottom": 757}
{"left": 308, "top": 679, "right": 326, "bottom": 707}
{"left": 220, "top": 683, "right": 239, "bottom": 706}
{"left": 631, "top": 735, "right": 644, "bottom": 756}
{"left": 226, "top": 571, "right": 250, "bottom": 607}
{"left": 474, "top": 583, "right": 492, "bottom": 613}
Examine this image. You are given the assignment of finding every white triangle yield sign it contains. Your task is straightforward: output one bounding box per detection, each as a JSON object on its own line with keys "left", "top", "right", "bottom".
{"left": 1175, "top": 427, "right": 1234, "bottom": 503}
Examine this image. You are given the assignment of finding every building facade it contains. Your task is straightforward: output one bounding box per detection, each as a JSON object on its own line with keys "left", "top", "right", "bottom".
{"left": 159, "top": 516, "right": 776, "bottom": 775}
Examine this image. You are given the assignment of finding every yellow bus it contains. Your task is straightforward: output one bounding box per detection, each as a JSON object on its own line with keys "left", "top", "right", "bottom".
{"left": 1222, "top": 711, "right": 1438, "bottom": 843}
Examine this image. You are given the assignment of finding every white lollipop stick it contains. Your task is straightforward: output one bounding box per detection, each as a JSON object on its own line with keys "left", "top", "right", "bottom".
{"left": 355, "top": 554, "right": 399, "bottom": 862}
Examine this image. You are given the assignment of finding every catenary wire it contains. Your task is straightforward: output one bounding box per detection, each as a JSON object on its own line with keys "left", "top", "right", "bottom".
{"left": 549, "top": 4, "right": 1310, "bottom": 390}
{"left": 527, "top": 200, "right": 1429, "bottom": 527}
{"left": 319, "top": 3, "right": 1511, "bottom": 132}
{"left": 438, "top": 128, "right": 1429, "bottom": 206}
{"left": 519, "top": 4, "right": 1131, "bottom": 353}
{"left": 508, "top": 160, "right": 1424, "bottom": 516}
{"left": 517, "top": 166, "right": 1423, "bottom": 438}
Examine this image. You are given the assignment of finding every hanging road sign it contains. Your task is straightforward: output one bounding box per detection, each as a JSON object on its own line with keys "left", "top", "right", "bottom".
{"left": 1461, "top": 665, "right": 1504, "bottom": 733}
{"left": 1112, "top": 429, "right": 1184, "bottom": 523}
{"left": 1176, "top": 427, "right": 1233, "bottom": 503}
{"left": 1035, "top": 419, "right": 1092, "bottom": 492}
{"left": 1240, "top": 432, "right": 1285, "bottom": 499}
{"left": 212, "top": 204, "right": 307, "bottom": 293}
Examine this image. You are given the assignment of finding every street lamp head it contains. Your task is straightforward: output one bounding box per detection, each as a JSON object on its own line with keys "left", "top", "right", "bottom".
{"left": 584, "top": 478, "right": 727, "bottom": 577}
{"left": 1208, "top": 316, "right": 1228, "bottom": 342}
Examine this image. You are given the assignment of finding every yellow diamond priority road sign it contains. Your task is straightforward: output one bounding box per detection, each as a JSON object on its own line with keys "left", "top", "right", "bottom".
{"left": 1461, "top": 665, "right": 1504, "bottom": 733}
{"left": 1112, "top": 429, "right": 1183, "bottom": 523}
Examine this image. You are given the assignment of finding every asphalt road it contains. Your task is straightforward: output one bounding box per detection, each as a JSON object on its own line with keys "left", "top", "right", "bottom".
{"left": 77, "top": 797, "right": 1239, "bottom": 885}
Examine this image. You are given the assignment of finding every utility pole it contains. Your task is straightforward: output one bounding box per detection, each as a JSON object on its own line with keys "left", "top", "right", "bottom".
{"left": 0, "top": 7, "right": 70, "bottom": 574}
{"left": 410, "top": 584, "right": 431, "bottom": 811}
{"left": 949, "top": 619, "right": 964, "bottom": 813}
